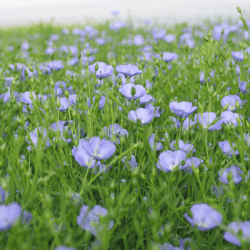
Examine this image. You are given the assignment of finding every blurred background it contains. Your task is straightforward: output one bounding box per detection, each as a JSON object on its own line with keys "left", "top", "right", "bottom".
{"left": 0, "top": 0, "right": 250, "bottom": 27}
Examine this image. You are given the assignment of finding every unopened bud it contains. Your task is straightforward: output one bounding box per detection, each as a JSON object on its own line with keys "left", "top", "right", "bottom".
{"left": 56, "top": 99, "right": 61, "bottom": 109}
{"left": 78, "top": 52, "right": 81, "bottom": 59}
{"left": 131, "top": 86, "right": 136, "bottom": 96}
{"left": 86, "top": 49, "right": 90, "bottom": 57}
{"left": 95, "top": 63, "right": 99, "bottom": 72}
{"left": 237, "top": 6, "right": 242, "bottom": 14}
{"left": 64, "top": 90, "right": 69, "bottom": 99}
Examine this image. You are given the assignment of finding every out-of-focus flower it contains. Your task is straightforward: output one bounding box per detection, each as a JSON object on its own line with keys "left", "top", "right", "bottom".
{"left": 184, "top": 203, "right": 223, "bottom": 231}
{"left": 0, "top": 202, "right": 22, "bottom": 231}
{"left": 116, "top": 64, "right": 142, "bottom": 77}
{"left": 162, "top": 52, "right": 178, "bottom": 62}
{"left": 87, "top": 95, "right": 106, "bottom": 110}
{"left": 157, "top": 150, "right": 186, "bottom": 172}
{"left": 163, "top": 34, "right": 176, "bottom": 43}
{"left": 111, "top": 10, "right": 120, "bottom": 15}
{"left": 231, "top": 51, "right": 244, "bottom": 61}
{"left": 133, "top": 35, "right": 144, "bottom": 46}
{"left": 219, "top": 166, "right": 243, "bottom": 184}
{"left": 169, "top": 101, "right": 197, "bottom": 118}
{"left": 224, "top": 221, "right": 250, "bottom": 246}
{"left": 54, "top": 246, "right": 76, "bottom": 250}
{"left": 77, "top": 205, "right": 114, "bottom": 236}
{"left": 0, "top": 186, "right": 5, "bottom": 204}
{"left": 109, "top": 21, "right": 126, "bottom": 31}
{"left": 183, "top": 117, "right": 196, "bottom": 130}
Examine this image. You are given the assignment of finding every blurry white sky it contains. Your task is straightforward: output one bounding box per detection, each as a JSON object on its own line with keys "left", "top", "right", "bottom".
{"left": 0, "top": 0, "right": 250, "bottom": 27}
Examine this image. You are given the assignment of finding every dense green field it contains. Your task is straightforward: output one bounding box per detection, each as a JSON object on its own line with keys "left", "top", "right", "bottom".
{"left": 0, "top": 7, "right": 250, "bottom": 250}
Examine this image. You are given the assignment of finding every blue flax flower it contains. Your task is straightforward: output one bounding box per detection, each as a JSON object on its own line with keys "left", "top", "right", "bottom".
{"left": 231, "top": 51, "right": 244, "bottom": 61}
{"left": 89, "top": 62, "right": 113, "bottom": 79}
{"left": 116, "top": 64, "right": 142, "bottom": 77}
{"left": 162, "top": 52, "right": 178, "bottom": 62}
{"left": 157, "top": 150, "right": 186, "bottom": 172}
{"left": 0, "top": 202, "right": 22, "bottom": 231}
{"left": 219, "top": 166, "right": 243, "bottom": 184}
{"left": 54, "top": 246, "right": 76, "bottom": 250}
{"left": 128, "top": 108, "right": 154, "bottom": 125}
{"left": 170, "top": 140, "right": 196, "bottom": 154}
{"left": 119, "top": 83, "right": 146, "bottom": 100}
{"left": 169, "top": 101, "right": 197, "bottom": 118}
{"left": 221, "top": 95, "right": 244, "bottom": 111}
{"left": 224, "top": 221, "right": 250, "bottom": 246}
{"left": 77, "top": 205, "right": 114, "bottom": 236}
{"left": 218, "top": 140, "right": 239, "bottom": 157}
{"left": 182, "top": 157, "right": 204, "bottom": 174}
{"left": 184, "top": 203, "right": 223, "bottom": 231}
{"left": 195, "top": 112, "right": 222, "bottom": 131}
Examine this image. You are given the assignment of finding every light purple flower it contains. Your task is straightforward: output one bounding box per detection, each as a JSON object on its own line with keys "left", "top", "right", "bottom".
{"left": 224, "top": 221, "right": 250, "bottom": 246}
{"left": 145, "top": 103, "right": 164, "bottom": 118}
{"left": 102, "top": 123, "right": 129, "bottom": 144}
{"left": 54, "top": 246, "right": 76, "bottom": 250}
{"left": 119, "top": 83, "right": 146, "bottom": 100}
{"left": 116, "top": 64, "right": 142, "bottom": 77}
{"left": 170, "top": 140, "right": 195, "bottom": 154}
{"left": 182, "top": 157, "right": 203, "bottom": 174}
{"left": 26, "top": 127, "right": 51, "bottom": 150}
{"left": 169, "top": 116, "right": 181, "bottom": 128}
{"left": 219, "top": 166, "right": 243, "bottom": 184}
{"left": 138, "top": 94, "right": 153, "bottom": 105}
{"left": 220, "top": 111, "right": 243, "bottom": 126}
{"left": 200, "top": 71, "right": 205, "bottom": 84}
{"left": 109, "top": 21, "right": 126, "bottom": 31}
{"left": 77, "top": 205, "right": 114, "bottom": 236}
{"left": 195, "top": 112, "right": 222, "bottom": 131}
{"left": 0, "top": 186, "right": 5, "bottom": 204}
{"left": 163, "top": 34, "right": 176, "bottom": 43}
{"left": 162, "top": 52, "right": 177, "bottom": 62}
{"left": 85, "top": 137, "right": 116, "bottom": 160}
{"left": 169, "top": 101, "right": 197, "bottom": 118}
{"left": 183, "top": 117, "right": 196, "bottom": 130}
{"left": 157, "top": 150, "right": 186, "bottom": 172}
{"left": 231, "top": 51, "right": 244, "bottom": 61}
{"left": 218, "top": 140, "right": 239, "bottom": 157}
{"left": 0, "top": 202, "right": 22, "bottom": 231}
{"left": 148, "top": 133, "right": 163, "bottom": 151}
{"left": 89, "top": 62, "right": 113, "bottom": 79}
{"left": 87, "top": 95, "right": 106, "bottom": 110}
{"left": 122, "top": 155, "right": 138, "bottom": 170}
{"left": 184, "top": 203, "right": 223, "bottom": 231}
{"left": 211, "top": 185, "right": 224, "bottom": 199}
{"left": 133, "top": 35, "right": 144, "bottom": 46}
{"left": 111, "top": 10, "right": 120, "bottom": 15}
{"left": 128, "top": 108, "right": 154, "bottom": 125}
{"left": 221, "top": 95, "right": 243, "bottom": 111}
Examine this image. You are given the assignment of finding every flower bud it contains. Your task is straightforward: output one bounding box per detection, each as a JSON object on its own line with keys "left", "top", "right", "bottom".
{"left": 112, "top": 58, "right": 116, "bottom": 68}
{"left": 95, "top": 63, "right": 99, "bottom": 72}
{"left": 86, "top": 49, "right": 90, "bottom": 57}
{"left": 56, "top": 99, "right": 61, "bottom": 109}
{"left": 229, "top": 61, "right": 233, "bottom": 68}
{"left": 131, "top": 86, "right": 136, "bottom": 96}
{"left": 78, "top": 52, "right": 81, "bottom": 59}
{"left": 64, "top": 90, "right": 69, "bottom": 99}
{"left": 237, "top": 6, "right": 242, "bottom": 14}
